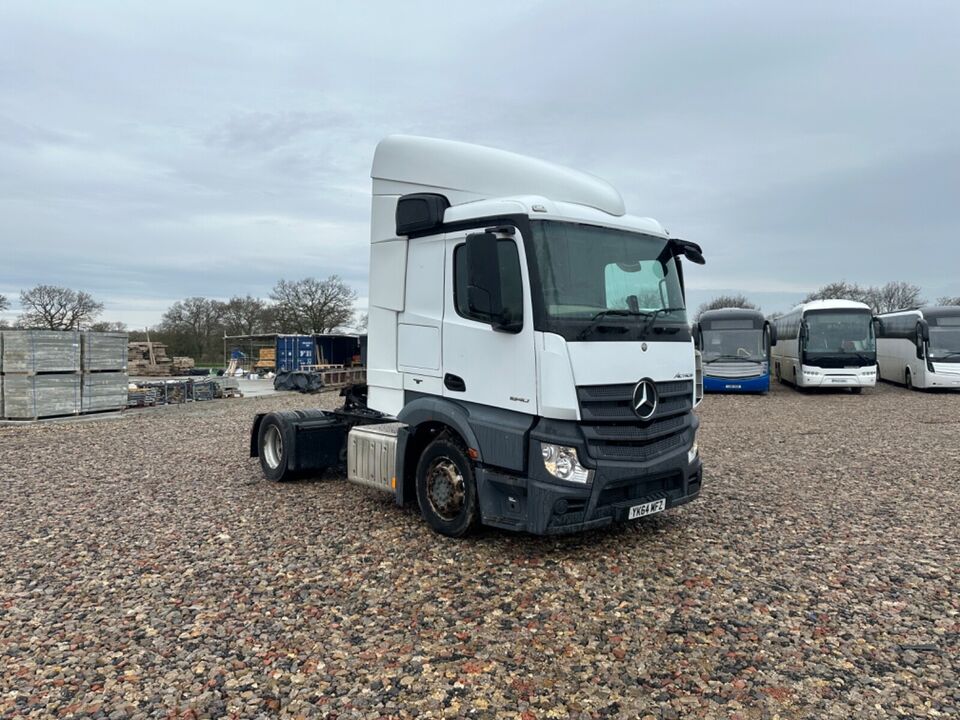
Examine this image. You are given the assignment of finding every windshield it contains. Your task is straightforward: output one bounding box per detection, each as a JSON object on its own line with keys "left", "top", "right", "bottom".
{"left": 528, "top": 220, "right": 689, "bottom": 342}
{"left": 702, "top": 328, "right": 766, "bottom": 362}
{"left": 929, "top": 326, "right": 960, "bottom": 361}
{"left": 803, "top": 310, "right": 876, "bottom": 366}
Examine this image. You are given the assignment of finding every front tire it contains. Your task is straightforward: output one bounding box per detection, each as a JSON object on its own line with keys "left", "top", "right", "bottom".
{"left": 851, "top": 387, "right": 863, "bottom": 395}
{"left": 905, "top": 368, "right": 914, "bottom": 390}
{"left": 415, "top": 436, "right": 479, "bottom": 538}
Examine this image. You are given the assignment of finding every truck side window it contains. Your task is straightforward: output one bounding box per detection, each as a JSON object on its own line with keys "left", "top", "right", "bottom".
{"left": 454, "top": 240, "right": 523, "bottom": 325}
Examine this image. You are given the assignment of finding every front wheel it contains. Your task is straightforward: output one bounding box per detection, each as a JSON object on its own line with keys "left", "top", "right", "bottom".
{"left": 905, "top": 368, "right": 914, "bottom": 390}
{"left": 415, "top": 437, "right": 479, "bottom": 537}
{"left": 851, "top": 387, "right": 863, "bottom": 395}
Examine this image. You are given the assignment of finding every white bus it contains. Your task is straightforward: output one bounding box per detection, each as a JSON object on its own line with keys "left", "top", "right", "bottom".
{"left": 770, "top": 299, "right": 877, "bottom": 393}
{"left": 876, "top": 306, "right": 960, "bottom": 390}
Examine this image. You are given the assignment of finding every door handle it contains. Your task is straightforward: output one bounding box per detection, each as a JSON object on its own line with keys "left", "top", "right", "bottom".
{"left": 444, "top": 373, "right": 466, "bottom": 392}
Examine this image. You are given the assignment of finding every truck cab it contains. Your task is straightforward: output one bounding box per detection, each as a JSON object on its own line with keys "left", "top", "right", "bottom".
{"left": 252, "top": 136, "right": 705, "bottom": 536}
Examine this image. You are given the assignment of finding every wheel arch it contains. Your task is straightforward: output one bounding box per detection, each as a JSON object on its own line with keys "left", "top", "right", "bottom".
{"left": 396, "top": 398, "right": 479, "bottom": 506}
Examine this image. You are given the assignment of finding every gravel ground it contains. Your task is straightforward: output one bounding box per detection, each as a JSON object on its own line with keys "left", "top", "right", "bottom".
{"left": 1, "top": 381, "right": 958, "bottom": 719}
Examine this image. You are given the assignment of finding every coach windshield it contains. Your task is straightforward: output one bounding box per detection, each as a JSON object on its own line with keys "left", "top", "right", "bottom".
{"left": 928, "top": 316, "right": 960, "bottom": 361}
{"left": 802, "top": 310, "right": 876, "bottom": 367}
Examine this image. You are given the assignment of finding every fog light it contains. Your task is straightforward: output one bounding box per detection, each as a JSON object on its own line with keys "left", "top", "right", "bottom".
{"left": 540, "top": 443, "right": 592, "bottom": 484}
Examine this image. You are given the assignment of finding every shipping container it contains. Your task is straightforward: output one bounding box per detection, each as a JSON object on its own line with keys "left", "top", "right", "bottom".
{"left": 275, "top": 335, "right": 317, "bottom": 371}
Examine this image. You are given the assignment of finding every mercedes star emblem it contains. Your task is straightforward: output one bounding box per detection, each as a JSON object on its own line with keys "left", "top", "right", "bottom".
{"left": 632, "top": 379, "right": 658, "bottom": 420}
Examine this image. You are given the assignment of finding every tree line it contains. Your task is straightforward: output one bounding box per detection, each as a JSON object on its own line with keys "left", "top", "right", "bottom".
{"left": 0, "top": 276, "right": 360, "bottom": 364}
{"left": 697, "top": 281, "right": 960, "bottom": 320}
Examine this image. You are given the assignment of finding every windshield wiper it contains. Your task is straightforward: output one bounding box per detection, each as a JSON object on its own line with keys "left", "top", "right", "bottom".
{"left": 576, "top": 309, "right": 648, "bottom": 340}
{"left": 704, "top": 354, "right": 762, "bottom": 364}
{"left": 932, "top": 351, "right": 960, "bottom": 360}
{"left": 640, "top": 307, "right": 686, "bottom": 337}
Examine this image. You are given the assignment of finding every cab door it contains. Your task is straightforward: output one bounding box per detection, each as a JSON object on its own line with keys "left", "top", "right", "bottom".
{"left": 441, "top": 230, "right": 537, "bottom": 414}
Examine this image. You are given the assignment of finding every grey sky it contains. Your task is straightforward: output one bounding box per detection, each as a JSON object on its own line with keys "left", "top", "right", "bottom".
{"left": 2, "top": 0, "right": 958, "bottom": 327}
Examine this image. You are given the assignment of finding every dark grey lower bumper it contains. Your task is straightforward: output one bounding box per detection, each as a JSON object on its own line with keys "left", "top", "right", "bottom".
{"left": 477, "top": 455, "right": 703, "bottom": 535}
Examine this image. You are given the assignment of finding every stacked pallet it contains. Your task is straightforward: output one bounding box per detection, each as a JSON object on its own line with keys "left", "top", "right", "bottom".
{"left": 1, "top": 330, "right": 129, "bottom": 420}
{"left": 128, "top": 341, "right": 173, "bottom": 376}
{"left": 1, "top": 331, "right": 82, "bottom": 420}
{"left": 171, "top": 356, "right": 195, "bottom": 374}
{"left": 82, "top": 332, "right": 129, "bottom": 413}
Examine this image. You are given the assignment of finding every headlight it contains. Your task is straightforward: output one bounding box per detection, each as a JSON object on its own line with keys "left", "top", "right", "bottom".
{"left": 688, "top": 434, "right": 699, "bottom": 464}
{"left": 540, "top": 443, "right": 592, "bottom": 484}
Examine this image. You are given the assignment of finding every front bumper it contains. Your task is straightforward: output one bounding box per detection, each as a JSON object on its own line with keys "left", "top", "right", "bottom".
{"left": 704, "top": 374, "right": 769, "bottom": 393}
{"left": 801, "top": 366, "right": 876, "bottom": 387}
{"left": 475, "top": 418, "right": 703, "bottom": 535}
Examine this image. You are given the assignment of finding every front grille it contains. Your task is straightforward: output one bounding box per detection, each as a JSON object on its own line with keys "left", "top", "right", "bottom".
{"left": 704, "top": 361, "right": 765, "bottom": 379}
{"left": 577, "top": 380, "right": 694, "bottom": 463}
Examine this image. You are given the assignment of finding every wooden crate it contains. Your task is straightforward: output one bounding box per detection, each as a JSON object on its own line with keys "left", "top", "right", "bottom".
{"left": 1, "top": 330, "right": 81, "bottom": 374}
{"left": 1, "top": 374, "right": 81, "bottom": 419}
{"left": 81, "top": 372, "right": 129, "bottom": 413}
{"left": 82, "top": 332, "right": 129, "bottom": 372}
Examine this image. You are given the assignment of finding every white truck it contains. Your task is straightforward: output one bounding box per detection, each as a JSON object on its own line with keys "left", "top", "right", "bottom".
{"left": 251, "top": 136, "right": 706, "bottom": 536}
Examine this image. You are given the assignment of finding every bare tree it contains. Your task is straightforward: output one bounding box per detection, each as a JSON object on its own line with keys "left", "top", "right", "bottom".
{"left": 159, "top": 297, "right": 226, "bottom": 361}
{"left": 695, "top": 293, "right": 758, "bottom": 320}
{"left": 222, "top": 295, "right": 272, "bottom": 336}
{"left": 356, "top": 311, "right": 368, "bottom": 331}
{"left": 270, "top": 276, "right": 358, "bottom": 334}
{"left": 805, "top": 280, "right": 925, "bottom": 313}
{"left": 18, "top": 285, "right": 104, "bottom": 329}
{"left": 89, "top": 321, "right": 128, "bottom": 333}
{"left": 936, "top": 295, "right": 960, "bottom": 306}
{"left": 0, "top": 294, "right": 8, "bottom": 313}
{"left": 803, "top": 280, "right": 869, "bottom": 305}
{"left": 865, "top": 281, "right": 925, "bottom": 314}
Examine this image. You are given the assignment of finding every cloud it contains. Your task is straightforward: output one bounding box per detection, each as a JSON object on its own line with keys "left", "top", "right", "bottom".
{"left": 0, "top": 0, "right": 958, "bottom": 326}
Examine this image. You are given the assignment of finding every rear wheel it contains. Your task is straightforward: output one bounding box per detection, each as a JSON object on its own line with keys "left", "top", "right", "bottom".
{"left": 258, "top": 414, "right": 306, "bottom": 481}
{"left": 415, "top": 436, "right": 479, "bottom": 537}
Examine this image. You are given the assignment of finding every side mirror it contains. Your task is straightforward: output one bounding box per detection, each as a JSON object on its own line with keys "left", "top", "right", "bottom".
{"left": 669, "top": 239, "right": 706, "bottom": 265}
{"left": 799, "top": 322, "right": 808, "bottom": 345}
{"left": 692, "top": 324, "right": 703, "bottom": 351}
{"left": 916, "top": 321, "right": 928, "bottom": 360}
{"left": 466, "top": 232, "right": 504, "bottom": 325}
{"left": 769, "top": 323, "right": 778, "bottom": 347}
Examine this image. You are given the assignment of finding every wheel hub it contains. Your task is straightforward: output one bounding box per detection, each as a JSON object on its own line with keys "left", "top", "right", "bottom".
{"left": 426, "top": 458, "right": 465, "bottom": 520}
{"left": 263, "top": 425, "right": 283, "bottom": 470}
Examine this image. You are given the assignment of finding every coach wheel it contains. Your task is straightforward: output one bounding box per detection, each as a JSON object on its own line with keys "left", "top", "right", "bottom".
{"left": 905, "top": 368, "right": 913, "bottom": 390}
{"left": 775, "top": 363, "right": 782, "bottom": 384}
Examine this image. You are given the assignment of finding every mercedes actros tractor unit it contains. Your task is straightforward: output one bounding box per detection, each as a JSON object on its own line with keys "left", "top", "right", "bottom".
{"left": 250, "top": 136, "right": 706, "bottom": 537}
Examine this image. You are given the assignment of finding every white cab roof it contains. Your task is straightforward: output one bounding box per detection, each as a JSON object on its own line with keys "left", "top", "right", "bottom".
{"left": 372, "top": 135, "right": 626, "bottom": 217}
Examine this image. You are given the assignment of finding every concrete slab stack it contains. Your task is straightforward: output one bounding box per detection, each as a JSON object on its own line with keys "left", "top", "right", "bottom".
{"left": 80, "top": 331, "right": 129, "bottom": 414}
{"left": 1, "top": 330, "right": 129, "bottom": 420}
{"left": 82, "top": 332, "right": 128, "bottom": 373}
{"left": 1, "top": 330, "right": 81, "bottom": 374}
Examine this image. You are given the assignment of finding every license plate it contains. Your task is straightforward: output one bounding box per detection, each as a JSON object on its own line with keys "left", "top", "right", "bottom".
{"left": 628, "top": 498, "right": 666, "bottom": 520}
{"left": 831, "top": 378, "right": 850, "bottom": 383}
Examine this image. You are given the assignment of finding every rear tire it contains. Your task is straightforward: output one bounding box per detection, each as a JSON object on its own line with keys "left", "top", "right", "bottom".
{"left": 257, "top": 414, "right": 304, "bottom": 481}
{"left": 415, "top": 436, "right": 479, "bottom": 538}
